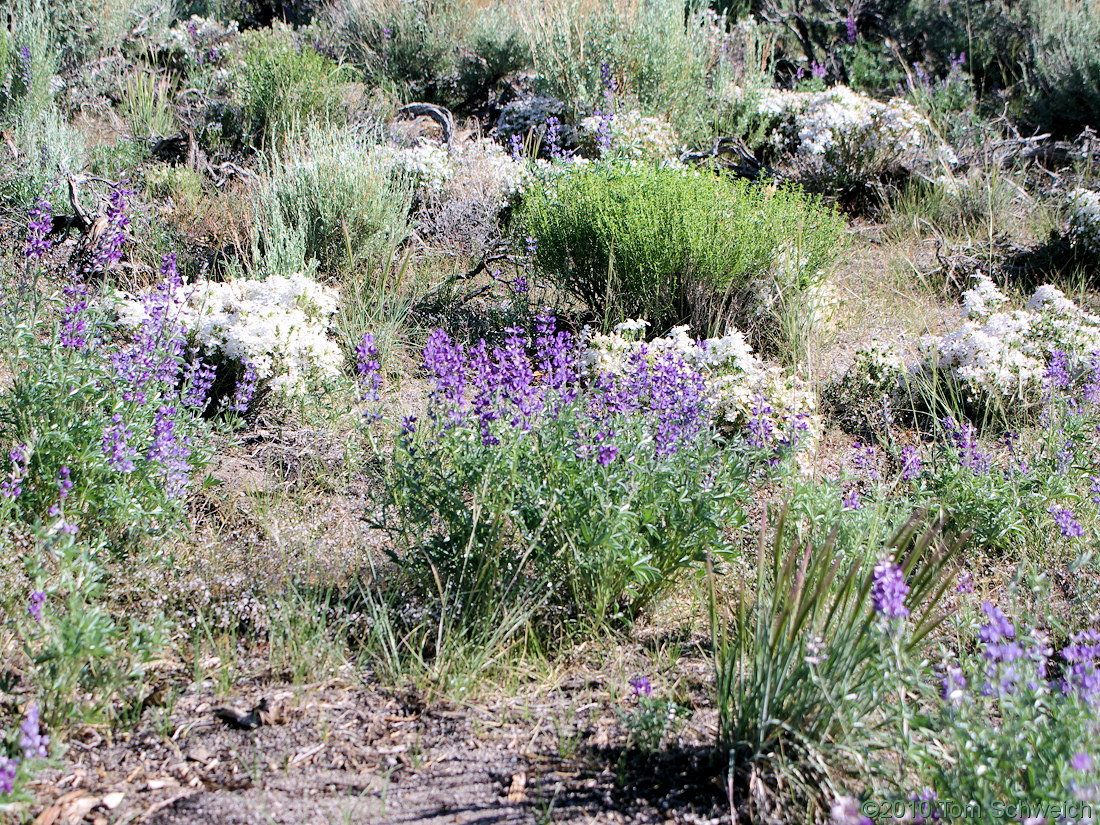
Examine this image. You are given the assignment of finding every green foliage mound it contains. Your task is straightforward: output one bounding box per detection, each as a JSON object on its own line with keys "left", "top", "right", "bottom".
{"left": 519, "top": 162, "right": 845, "bottom": 339}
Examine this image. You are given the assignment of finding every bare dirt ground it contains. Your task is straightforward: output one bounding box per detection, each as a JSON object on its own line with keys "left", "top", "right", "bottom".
{"left": 28, "top": 650, "right": 729, "bottom": 825}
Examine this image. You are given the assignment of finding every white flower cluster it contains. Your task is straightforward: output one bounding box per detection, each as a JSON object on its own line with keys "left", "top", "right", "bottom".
{"left": 755, "top": 86, "right": 955, "bottom": 177}
{"left": 917, "top": 273, "right": 1100, "bottom": 403}
{"left": 374, "top": 143, "right": 453, "bottom": 191}
{"left": 163, "top": 15, "right": 238, "bottom": 55}
{"left": 1068, "top": 188, "right": 1100, "bottom": 257}
{"left": 825, "top": 343, "right": 906, "bottom": 429}
{"left": 370, "top": 139, "right": 531, "bottom": 202}
{"left": 583, "top": 323, "right": 819, "bottom": 448}
{"left": 115, "top": 273, "right": 344, "bottom": 395}
{"left": 578, "top": 109, "right": 681, "bottom": 162}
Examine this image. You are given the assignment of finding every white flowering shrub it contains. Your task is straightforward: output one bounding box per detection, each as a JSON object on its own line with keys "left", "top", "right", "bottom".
{"left": 162, "top": 15, "right": 239, "bottom": 59}
{"left": 370, "top": 138, "right": 532, "bottom": 255}
{"left": 754, "top": 86, "right": 955, "bottom": 182}
{"left": 578, "top": 109, "right": 681, "bottom": 162}
{"left": 1067, "top": 188, "right": 1100, "bottom": 258}
{"left": 824, "top": 343, "right": 906, "bottom": 434}
{"left": 371, "top": 139, "right": 531, "bottom": 200}
{"left": 582, "top": 322, "right": 819, "bottom": 453}
{"left": 916, "top": 273, "right": 1100, "bottom": 408}
{"left": 373, "top": 143, "right": 453, "bottom": 192}
{"left": 116, "top": 274, "right": 344, "bottom": 396}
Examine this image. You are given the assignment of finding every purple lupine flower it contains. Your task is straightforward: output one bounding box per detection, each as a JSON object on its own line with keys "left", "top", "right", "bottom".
{"left": 600, "top": 61, "right": 617, "bottom": 94}
{"left": 0, "top": 756, "right": 17, "bottom": 795}
{"left": 183, "top": 361, "right": 216, "bottom": 411}
{"left": 19, "top": 44, "right": 31, "bottom": 88}
{"left": 978, "top": 603, "right": 1025, "bottom": 696}
{"left": 102, "top": 414, "right": 136, "bottom": 472}
{"left": 56, "top": 466, "right": 72, "bottom": 500}
{"left": 27, "top": 590, "right": 45, "bottom": 623}
{"left": 382, "top": 26, "right": 392, "bottom": 40}
{"left": 941, "top": 416, "right": 991, "bottom": 474}
{"left": 842, "top": 488, "right": 861, "bottom": 510}
{"left": 1072, "top": 752, "right": 1094, "bottom": 772}
{"left": 940, "top": 665, "right": 967, "bottom": 703}
{"left": 497, "top": 326, "right": 542, "bottom": 429}
{"left": 747, "top": 393, "right": 774, "bottom": 449}
{"left": 424, "top": 329, "right": 466, "bottom": 423}
{"left": 512, "top": 275, "right": 528, "bottom": 294}
{"left": 1057, "top": 439, "right": 1075, "bottom": 473}
{"left": 777, "top": 411, "right": 811, "bottom": 451}
{"left": 469, "top": 339, "right": 500, "bottom": 447}
{"left": 956, "top": 571, "right": 974, "bottom": 594}
{"left": 648, "top": 350, "right": 706, "bottom": 458}
{"left": 357, "top": 333, "right": 382, "bottom": 404}
{"left": 811, "top": 61, "right": 827, "bottom": 80}
{"left": 594, "top": 430, "right": 618, "bottom": 466}
{"left": 1, "top": 442, "right": 30, "bottom": 499}
{"left": 1082, "top": 353, "right": 1100, "bottom": 403}
{"left": 535, "top": 310, "right": 578, "bottom": 408}
{"left": 19, "top": 706, "right": 47, "bottom": 760}
{"left": 146, "top": 405, "right": 192, "bottom": 498}
{"left": 509, "top": 133, "right": 523, "bottom": 161}
{"left": 845, "top": 15, "right": 857, "bottom": 43}
{"left": 592, "top": 107, "right": 614, "bottom": 153}
{"left": 979, "top": 601, "right": 1015, "bottom": 643}
{"left": 91, "top": 181, "right": 133, "bottom": 273}
{"left": 852, "top": 441, "right": 878, "bottom": 480}
{"left": 1049, "top": 505, "right": 1084, "bottom": 538}
{"left": 871, "top": 559, "right": 909, "bottom": 620}
{"left": 113, "top": 255, "right": 187, "bottom": 401}
{"left": 629, "top": 675, "right": 651, "bottom": 696}
{"left": 400, "top": 415, "right": 417, "bottom": 436}
{"left": 525, "top": 235, "right": 538, "bottom": 259}
{"left": 1091, "top": 475, "right": 1100, "bottom": 506}
{"left": 229, "top": 361, "right": 258, "bottom": 413}
{"left": 60, "top": 283, "right": 90, "bottom": 350}
{"left": 900, "top": 445, "right": 921, "bottom": 480}
{"left": 25, "top": 196, "right": 53, "bottom": 260}
{"left": 545, "top": 116, "right": 563, "bottom": 160}
{"left": 1061, "top": 628, "right": 1100, "bottom": 700}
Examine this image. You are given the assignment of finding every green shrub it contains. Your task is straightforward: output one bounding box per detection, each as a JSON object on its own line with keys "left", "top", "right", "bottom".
{"left": 519, "top": 0, "right": 750, "bottom": 146}
{"left": 250, "top": 127, "right": 413, "bottom": 280}
{"left": 332, "top": 0, "right": 456, "bottom": 100}
{"left": 2, "top": 0, "right": 173, "bottom": 66}
{"left": 895, "top": 0, "right": 1029, "bottom": 96}
{"left": 239, "top": 26, "right": 351, "bottom": 150}
{"left": 518, "top": 162, "right": 845, "bottom": 341}
{"left": 331, "top": 0, "right": 528, "bottom": 108}
{"left": 0, "top": 2, "right": 88, "bottom": 213}
{"left": 1027, "top": 0, "right": 1100, "bottom": 136}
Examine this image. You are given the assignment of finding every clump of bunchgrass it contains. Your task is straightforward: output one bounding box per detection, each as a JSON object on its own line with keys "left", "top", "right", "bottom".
{"left": 711, "top": 500, "right": 964, "bottom": 821}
